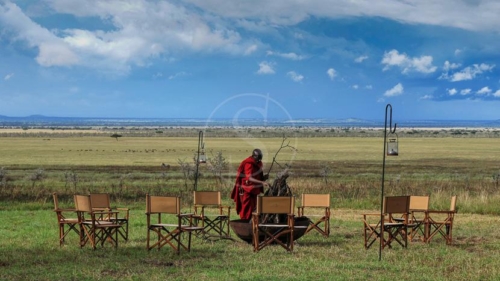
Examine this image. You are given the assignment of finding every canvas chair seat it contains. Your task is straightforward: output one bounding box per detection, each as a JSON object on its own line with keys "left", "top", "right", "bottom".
{"left": 297, "top": 194, "right": 331, "bottom": 237}
{"left": 146, "top": 194, "right": 203, "bottom": 254}
{"left": 252, "top": 196, "right": 295, "bottom": 252}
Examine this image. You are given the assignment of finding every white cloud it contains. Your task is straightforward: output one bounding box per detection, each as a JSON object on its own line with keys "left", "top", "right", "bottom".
{"left": 326, "top": 68, "right": 337, "bottom": 80}
{"left": 287, "top": 71, "right": 303, "bottom": 82}
{"left": 365, "top": 85, "right": 373, "bottom": 89}
{"left": 493, "top": 90, "right": 500, "bottom": 97}
{"left": 244, "top": 45, "right": 258, "bottom": 55}
{"left": 381, "top": 49, "right": 436, "bottom": 74}
{"left": 354, "top": 55, "right": 368, "bottom": 63}
{"left": 460, "top": 89, "right": 472, "bottom": 95}
{"left": 352, "top": 84, "right": 359, "bottom": 89}
{"left": 168, "top": 71, "right": 189, "bottom": 80}
{"left": 4, "top": 73, "right": 14, "bottom": 80}
{"left": 257, "top": 61, "right": 275, "bottom": 74}
{"left": 384, "top": 83, "right": 404, "bottom": 97}
{"left": 454, "top": 49, "right": 462, "bottom": 56}
{"left": 420, "top": 95, "right": 433, "bottom": 100}
{"left": 267, "top": 51, "right": 305, "bottom": 60}
{"left": 443, "top": 61, "right": 461, "bottom": 72}
{"left": 476, "top": 86, "right": 492, "bottom": 95}
{"left": 449, "top": 63, "right": 495, "bottom": 82}
{"left": 185, "top": 0, "right": 500, "bottom": 32}
{"left": 448, "top": 88, "right": 457, "bottom": 96}
{"left": 0, "top": 1, "right": 259, "bottom": 74}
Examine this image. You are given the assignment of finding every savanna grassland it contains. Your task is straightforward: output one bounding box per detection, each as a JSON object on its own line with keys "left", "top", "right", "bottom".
{"left": 1, "top": 126, "right": 500, "bottom": 280}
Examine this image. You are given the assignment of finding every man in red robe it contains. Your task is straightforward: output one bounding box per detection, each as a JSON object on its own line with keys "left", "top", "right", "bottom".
{"left": 231, "top": 149, "right": 269, "bottom": 220}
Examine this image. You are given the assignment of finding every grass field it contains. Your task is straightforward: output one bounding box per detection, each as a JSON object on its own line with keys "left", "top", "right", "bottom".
{"left": 0, "top": 132, "right": 500, "bottom": 280}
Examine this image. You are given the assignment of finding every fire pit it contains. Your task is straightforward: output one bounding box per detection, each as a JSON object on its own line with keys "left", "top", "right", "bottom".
{"left": 229, "top": 216, "right": 310, "bottom": 243}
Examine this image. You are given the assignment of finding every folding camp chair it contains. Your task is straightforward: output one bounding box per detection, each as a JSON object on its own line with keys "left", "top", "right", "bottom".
{"left": 297, "top": 193, "right": 331, "bottom": 237}
{"left": 74, "top": 194, "right": 121, "bottom": 249}
{"left": 425, "top": 195, "right": 457, "bottom": 245}
{"left": 252, "top": 196, "right": 295, "bottom": 252}
{"left": 363, "top": 196, "right": 410, "bottom": 250}
{"left": 408, "top": 195, "right": 429, "bottom": 242}
{"left": 89, "top": 193, "right": 130, "bottom": 241}
{"left": 52, "top": 193, "right": 79, "bottom": 246}
{"left": 146, "top": 194, "right": 203, "bottom": 254}
{"left": 192, "top": 191, "right": 232, "bottom": 240}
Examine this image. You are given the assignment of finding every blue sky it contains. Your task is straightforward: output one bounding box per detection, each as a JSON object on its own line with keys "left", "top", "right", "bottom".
{"left": 1, "top": 0, "right": 500, "bottom": 121}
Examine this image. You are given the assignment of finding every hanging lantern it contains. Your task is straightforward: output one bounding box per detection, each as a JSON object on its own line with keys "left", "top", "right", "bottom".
{"left": 198, "top": 150, "right": 207, "bottom": 163}
{"left": 386, "top": 135, "right": 398, "bottom": 156}
{"left": 198, "top": 141, "right": 207, "bottom": 163}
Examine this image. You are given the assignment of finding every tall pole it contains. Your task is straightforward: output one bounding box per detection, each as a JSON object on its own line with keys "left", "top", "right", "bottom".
{"left": 194, "top": 130, "right": 203, "bottom": 191}
{"left": 379, "top": 104, "right": 396, "bottom": 261}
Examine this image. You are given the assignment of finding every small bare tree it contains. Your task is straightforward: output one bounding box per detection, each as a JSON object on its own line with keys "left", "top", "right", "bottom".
{"left": 319, "top": 164, "right": 332, "bottom": 184}
{"left": 64, "top": 170, "right": 79, "bottom": 192}
{"left": 207, "top": 151, "right": 229, "bottom": 188}
{"left": 178, "top": 158, "right": 196, "bottom": 190}
{"left": 29, "top": 168, "right": 45, "bottom": 189}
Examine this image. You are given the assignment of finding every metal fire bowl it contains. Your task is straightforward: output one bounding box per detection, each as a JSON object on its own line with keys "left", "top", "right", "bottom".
{"left": 229, "top": 216, "right": 310, "bottom": 244}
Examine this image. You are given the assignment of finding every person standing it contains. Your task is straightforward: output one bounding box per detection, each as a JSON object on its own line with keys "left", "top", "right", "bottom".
{"left": 231, "top": 149, "right": 270, "bottom": 220}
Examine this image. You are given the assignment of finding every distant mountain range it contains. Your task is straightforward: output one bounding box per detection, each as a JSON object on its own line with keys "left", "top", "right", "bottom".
{"left": 0, "top": 115, "right": 499, "bottom": 128}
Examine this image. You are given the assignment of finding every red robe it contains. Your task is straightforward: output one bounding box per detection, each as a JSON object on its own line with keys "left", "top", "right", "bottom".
{"left": 231, "top": 156, "right": 264, "bottom": 220}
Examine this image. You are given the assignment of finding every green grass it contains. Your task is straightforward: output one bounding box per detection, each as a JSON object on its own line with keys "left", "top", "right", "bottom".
{"left": 1, "top": 205, "right": 500, "bottom": 280}
{"left": 1, "top": 132, "right": 500, "bottom": 280}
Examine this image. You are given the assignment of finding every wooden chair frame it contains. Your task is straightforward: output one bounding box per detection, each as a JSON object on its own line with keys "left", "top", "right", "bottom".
{"left": 252, "top": 196, "right": 295, "bottom": 252}
{"left": 52, "top": 193, "right": 79, "bottom": 246}
{"left": 146, "top": 194, "right": 202, "bottom": 254}
{"left": 297, "top": 194, "right": 331, "bottom": 237}
{"left": 192, "top": 191, "right": 232, "bottom": 240}
{"left": 425, "top": 196, "right": 457, "bottom": 245}
{"left": 74, "top": 195, "right": 121, "bottom": 249}
{"left": 89, "top": 193, "right": 130, "bottom": 241}
{"left": 363, "top": 196, "right": 410, "bottom": 250}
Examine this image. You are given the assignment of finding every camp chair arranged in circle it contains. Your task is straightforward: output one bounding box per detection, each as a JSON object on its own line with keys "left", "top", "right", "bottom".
{"left": 192, "top": 191, "right": 232, "bottom": 241}
{"left": 425, "top": 195, "right": 457, "bottom": 245}
{"left": 145, "top": 194, "right": 203, "bottom": 254}
{"left": 297, "top": 193, "right": 331, "bottom": 237}
{"left": 363, "top": 196, "right": 411, "bottom": 250}
{"left": 74, "top": 194, "right": 121, "bottom": 249}
{"left": 52, "top": 192, "right": 79, "bottom": 246}
{"left": 89, "top": 193, "right": 130, "bottom": 241}
{"left": 252, "top": 196, "right": 297, "bottom": 252}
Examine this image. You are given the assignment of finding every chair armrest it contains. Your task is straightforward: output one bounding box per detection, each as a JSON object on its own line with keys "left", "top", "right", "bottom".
{"left": 362, "top": 213, "right": 381, "bottom": 216}
{"left": 426, "top": 210, "right": 456, "bottom": 214}
{"left": 54, "top": 208, "right": 76, "bottom": 212}
{"left": 178, "top": 213, "right": 195, "bottom": 217}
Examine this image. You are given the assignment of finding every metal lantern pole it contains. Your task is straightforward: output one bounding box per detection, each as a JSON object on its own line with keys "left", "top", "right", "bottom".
{"left": 379, "top": 104, "right": 397, "bottom": 261}
{"left": 194, "top": 130, "right": 203, "bottom": 191}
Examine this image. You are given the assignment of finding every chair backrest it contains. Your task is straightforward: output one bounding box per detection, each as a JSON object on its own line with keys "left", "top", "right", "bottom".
{"left": 193, "top": 191, "right": 221, "bottom": 206}
{"left": 409, "top": 196, "right": 429, "bottom": 211}
{"left": 384, "top": 196, "right": 410, "bottom": 214}
{"left": 146, "top": 194, "right": 180, "bottom": 214}
{"left": 450, "top": 195, "right": 457, "bottom": 212}
{"left": 301, "top": 194, "right": 330, "bottom": 208}
{"left": 89, "top": 193, "right": 111, "bottom": 209}
{"left": 74, "top": 195, "right": 92, "bottom": 213}
{"left": 53, "top": 193, "right": 60, "bottom": 210}
{"left": 256, "top": 196, "right": 294, "bottom": 215}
